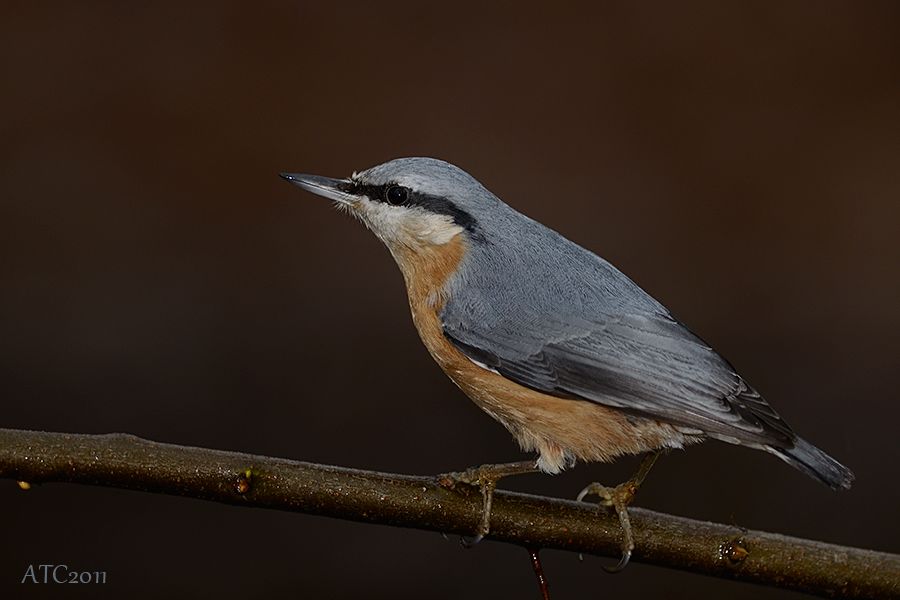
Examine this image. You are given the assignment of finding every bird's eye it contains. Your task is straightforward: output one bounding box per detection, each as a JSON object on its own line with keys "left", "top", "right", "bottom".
{"left": 385, "top": 185, "right": 409, "bottom": 205}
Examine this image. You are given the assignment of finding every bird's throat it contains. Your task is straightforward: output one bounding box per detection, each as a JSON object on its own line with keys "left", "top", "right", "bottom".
{"left": 390, "top": 234, "right": 467, "bottom": 310}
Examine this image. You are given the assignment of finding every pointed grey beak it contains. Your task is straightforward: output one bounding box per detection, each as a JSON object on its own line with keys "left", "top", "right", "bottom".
{"left": 280, "top": 173, "right": 357, "bottom": 204}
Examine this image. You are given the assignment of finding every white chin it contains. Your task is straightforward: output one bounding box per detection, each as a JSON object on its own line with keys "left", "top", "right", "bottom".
{"left": 355, "top": 201, "right": 463, "bottom": 247}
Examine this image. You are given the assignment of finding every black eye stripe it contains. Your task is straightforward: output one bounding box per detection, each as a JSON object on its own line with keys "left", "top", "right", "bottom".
{"left": 341, "top": 182, "right": 403, "bottom": 204}
{"left": 344, "top": 181, "right": 482, "bottom": 240}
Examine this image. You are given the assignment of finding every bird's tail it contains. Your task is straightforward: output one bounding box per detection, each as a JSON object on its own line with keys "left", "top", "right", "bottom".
{"left": 769, "top": 437, "right": 854, "bottom": 491}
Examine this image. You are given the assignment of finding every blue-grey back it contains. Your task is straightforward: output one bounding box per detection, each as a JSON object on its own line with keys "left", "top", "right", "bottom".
{"left": 443, "top": 202, "right": 666, "bottom": 347}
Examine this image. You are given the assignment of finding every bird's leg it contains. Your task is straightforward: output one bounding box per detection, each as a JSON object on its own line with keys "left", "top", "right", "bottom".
{"left": 438, "top": 460, "right": 539, "bottom": 546}
{"left": 576, "top": 451, "right": 661, "bottom": 573}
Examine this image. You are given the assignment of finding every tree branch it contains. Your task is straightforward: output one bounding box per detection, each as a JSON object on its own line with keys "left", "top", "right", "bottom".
{"left": 1, "top": 428, "right": 896, "bottom": 598}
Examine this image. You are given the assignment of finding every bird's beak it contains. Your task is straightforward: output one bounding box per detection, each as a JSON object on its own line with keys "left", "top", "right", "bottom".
{"left": 280, "top": 173, "right": 357, "bottom": 205}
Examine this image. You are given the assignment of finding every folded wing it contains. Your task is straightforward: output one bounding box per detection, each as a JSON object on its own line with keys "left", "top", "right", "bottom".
{"left": 443, "top": 307, "right": 794, "bottom": 448}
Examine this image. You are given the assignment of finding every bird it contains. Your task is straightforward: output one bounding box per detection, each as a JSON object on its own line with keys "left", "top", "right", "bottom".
{"left": 280, "top": 157, "right": 853, "bottom": 569}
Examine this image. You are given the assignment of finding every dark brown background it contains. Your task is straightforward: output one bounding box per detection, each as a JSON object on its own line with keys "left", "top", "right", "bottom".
{"left": 1, "top": 2, "right": 898, "bottom": 598}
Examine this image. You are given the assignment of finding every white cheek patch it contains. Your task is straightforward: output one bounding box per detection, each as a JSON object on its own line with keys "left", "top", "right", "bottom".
{"left": 415, "top": 214, "right": 464, "bottom": 245}
{"left": 355, "top": 199, "right": 464, "bottom": 247}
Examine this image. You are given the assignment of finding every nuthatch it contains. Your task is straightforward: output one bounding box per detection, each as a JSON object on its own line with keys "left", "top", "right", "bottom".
{"left": 281, "top": 157, "right": 853, "bottom": 569}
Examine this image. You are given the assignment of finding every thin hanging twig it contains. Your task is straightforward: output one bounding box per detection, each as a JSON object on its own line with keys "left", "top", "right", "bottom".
{"left": 527, "top": 547, "right": 552, "bottom": 600}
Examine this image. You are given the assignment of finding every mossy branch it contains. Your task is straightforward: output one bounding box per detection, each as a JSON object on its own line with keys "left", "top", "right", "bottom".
{"left": 0, "top": 428, "right": 896, "bottom": 598}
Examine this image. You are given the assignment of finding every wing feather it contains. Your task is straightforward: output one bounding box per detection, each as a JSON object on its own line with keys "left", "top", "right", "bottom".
{"left": 444, "top": 310, "right": 794, "bottom": 446}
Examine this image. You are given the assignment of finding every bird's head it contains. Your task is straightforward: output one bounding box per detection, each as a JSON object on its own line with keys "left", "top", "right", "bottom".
{"left": 281, "top": 158, "right": 497, "bottom": 256}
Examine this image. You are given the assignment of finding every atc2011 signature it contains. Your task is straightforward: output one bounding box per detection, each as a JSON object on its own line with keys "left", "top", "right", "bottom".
{"left": 21, "top": 564, "right": 107, "bottom": 584}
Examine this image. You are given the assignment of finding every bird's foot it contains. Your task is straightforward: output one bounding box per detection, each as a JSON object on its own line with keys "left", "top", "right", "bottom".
{"left": 438, "top": 460, "right": 538, "bottom": 547}
{"left": 576, "top": 451, "right": 660, "bottom": 573}
{"left": 576, "top": 480, "right": 638, "bottom": 572}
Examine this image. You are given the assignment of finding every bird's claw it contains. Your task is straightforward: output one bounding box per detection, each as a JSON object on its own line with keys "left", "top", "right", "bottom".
{"left": 439, "top": 466, "right": 499, "bottom": 547}
{"left": 459, "top": 532, "right": 485, "bottom": 548}
{"left": 438, "top": 461, "right": 537, "bottom": 547}
{"left": 575, "top": 451, "right": 660, "bottom": 572}
{"left": 577, "top": 480, "right": 638, "bottom": 573}
{"left": 602, "top": 548, "right": 632, "bottom": 574}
